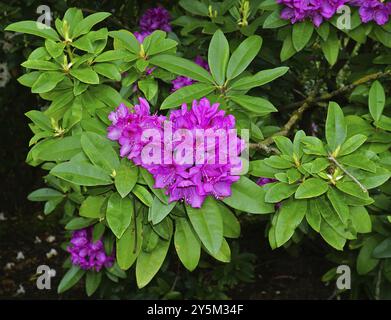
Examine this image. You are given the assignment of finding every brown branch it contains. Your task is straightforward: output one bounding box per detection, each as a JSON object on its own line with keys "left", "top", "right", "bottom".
{"left": 251, "top": 70, "right": 391, "bottom": 153}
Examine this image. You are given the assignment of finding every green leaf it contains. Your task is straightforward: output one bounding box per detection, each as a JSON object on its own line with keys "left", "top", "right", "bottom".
{"left": 265, "top": 182, "right": 298, "bottom": 203}
{"left": 109, "top": 30, "right": 140, "bottom": 53}
{"left": 218, "top": 203, "right": 240, "bottom": 239}
{"left": 186, "top": 197, "right": 223, "bottom": 255}
{"left": 360, "top": 167, "right": 391, "bottom": 189}
{"left": 320, "top": 218, "right": 346, "bottom": 251}
{"left": 226, "top": 35, "right": 262, "bottom": 80}
{"left": 295, "top": 178, "right": 329, "bottom": 199}
{"left": 50, "top": 161, "right": 112, "bottom": 186}
{"left": 174, "top": 217, "right": 201, "bottom": 271}
{"left": 326, "top": 102, "right": 347, "bottom": 151}
{"left": 264, "top": 155, "right": 293, "bottom": 169}
{"left": 65, "top": 217, "right": 95, "bottom": 230}
{"left": 275, "top": 198, "right": 307, "bottom": 247}
{"left": 230, "top": 67, "right": 289, "bottom": 91}
{"left": 6, "top": 21, "right": 60, "bottom": 41}
{"left": 301, "top": 136, "right": 328, "bottom": 156}
{"left": 336, "top": 181, "right": 370, "bottom": 200}
{"left": 357, "top": 236, "right": 381, "bottom": 275}
{"left": 114, "top": 159, "right": 138, "bottom": 198}
{"left": 179, "top": 0, "right": 209, "bottom": 16}
{"left": 230, "top": 95, "right": 277, "bottom": 115}
{"left": 149, "top": 197, "right": 176, "bottom": 225}
{"left": 132, "top": 184, "right": 153, "bottom": 207}
{"left": 263, "top": 11, "right": 289, "bottom": 29}
{"left": 79, "top": 196, "right": 105, "bottom": 219}
{"left": 85, "top": 271, "right": 102, "bottom": 297}
{"left": 93, "top": 63, "right": 121, "bottom": 81}
{"left": 326, "top": 188, "right": 349, "bottom": 224}
{"left": 136, "top": 236, "right": 172, "bottom": 288}
{"left": 22, "top": 60, "right": 59, "bottom": 71}
{"left": 149, "top": 54, "right": 213, "bottom": 83}
{"left": 45, "top": 39, "right": 65, "bottom": 58}
{"left": 208, "top": 30, "right": 229, "bottom": 85}
{"left": 94, "top": 49, "right": 133, "bottom": 62}
{"left": 138, "top": 79, "right": 158, "bottom": 100}
{"left": 81, "top": 131, "right": 119, "bottom": 172}
{"left": 350, "top": 206, "right": 372, "bottom": 234}
{"left": 106, "top": 193, "right": 133, "bottom": 239}
{"left": 292, "top": 21, "right": 313, "bottom": 51}
{"left": 373, "top": 238, "right": 391, "bottom": 259}
{"left": 206, "top": 238, "right": 231, "bottom": 263}
{"left": 222, "top": 176, "right": 275, "bottom": 214}
{"left": 161, "top": 83, "right": 215, "bottom": 109}
{"left": 27, "top": 188, "right": 63, "bottom": 202}
{"left": 307, "top": 199, "right": 322, "bottom": 232}
{"left": 72, "top": 12, "right": 111, "bottom": 38}
{"left": 70, "top": 67, "right": 99, "bottom": 84}
{"left": 273, "top": 136, "right": 293, "bottom": 156}
{"left": 36, "top": 136, "right": 82, "bottom": 162}
{"left": 25, "top": 110, "right": 52, "bottom": 130}
{"left": 321, "top": 30, "right": 339, "bottom": 66}
{"left": 31, "top": 71, "right": 65, "bottom": 94}
{"left": 280, "top": 33, "right": 296, "bottom": 61}
{"left": 369, "top": 80, "right": 385, "bottom": 122}
{"left": 339, "top": 134, "right": 367, "bottom": 156}
{"left": 116, "top": 212, "right": 142, "bottom": 270}
{"left": 339, "top": 154, "right": 376, "bottom": 172}
{"left": 57, "top": 266, "right": 85, "bottom": 293}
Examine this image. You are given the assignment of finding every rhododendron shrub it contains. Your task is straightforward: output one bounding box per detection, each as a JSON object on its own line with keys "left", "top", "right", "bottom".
{"left": 6, "top": 0, "right": 391, "bottom": 299}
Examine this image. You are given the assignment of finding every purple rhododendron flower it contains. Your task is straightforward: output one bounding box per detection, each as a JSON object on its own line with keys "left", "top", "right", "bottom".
{"left": 67, "top": 227, "right": 114, "bottom": 272}
{"left": 146, "top": 98, "right": 245, "bottom": 208}
{"left": 277, "top": 0, "right": 348, "bottom": 27}
{"left": 351, "top": 0, "right": 391, "bottom": 25}
{"left": 108, "top": 98, "right": 245, "bottom": 208}
{"left": 134, "top": 31, "right": 150, "bottom": 43}
{"left": 107, "top": 98, "right": 165, "bottom": 166}
{"left": 139, "top": 7, "right": 172, "bottom": 33}
{"left": 171, "top": 56, "right": 209, "bottom": 92}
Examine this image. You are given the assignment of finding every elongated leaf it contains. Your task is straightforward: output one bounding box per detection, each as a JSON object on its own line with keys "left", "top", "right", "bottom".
{"left": 222, "top": 176, "right": 275, "bottom": 214}
{"left": 73, "top": 12, "right": 111, "bottom": 38}
{"left": 57, "top": 266, "right": 85, "bottom": 293}
{"left": 28, "top": 188, "right": 63, "bottom": 202}
{"left": 292, "top": 21, "right": 313, "bottom": 51}
{"left": 85, "top": 271, "right": 102, "bottom": 297}
{"left": 81, "top": 131, "right": 119, "bottom": 172}
{"left": 106, "top": 193, "right": 133, "bottom": 238}
{"left": 149, "top": 197, "right": 176, "bottom": 225}
{"left": 70, "top": 67, "right": 99, "bottom": 84}
{"left": 6, "top": 21, "right": 60, "bottom": 41}
{"left": 295, "top": 178, "right": 329, "bottom": 199}
{"left": 369, "top": 80, "right": 385, "bottom": 122}
{"left": 230, "top": 95, "right": 277, "bottom": 115}
{"left": 326, "top": 102, "right": 347, "bottom": 151}
{"left": 79, "top": 196, "right": 105, "bottom": 219}
{"left": 275, "top": 198, "right": 307, "bottom": 247}
{"left": 230, "top": 67, "right": 289, "bottom": 91}
{"left": 114, "top": 159, "right": 138, "bottom": 198}
{"left": 174, "top": 217, "right": 201, "bottom": 271}
{"left": 208, "top": 30, "right": 229, "bottom": 85}
{"left": 116, "top": 211, "right": 142, "bottom": 270}
{"left": 150, "top": 54, "right": 213, "bottom": 83}
{"left": 357, "top": 236, "right": 381, "bottom": 275}
{"left": 265, "top": 182, "right": 298, "bottom": 203}
{"left": 161, "top": 83, "right": 215, "bottom": 109}
{"left": 226, "top": 35, "right": 262, "bottom": 80}
{"left": 186, "top": 197, "right": 223, "bottom": 255}
{"left": 136, "top": 236, "right": 172, "bottom": 288}
{"left": 339, "top": 134, "right": 367, "bottom": 156}
{"left": 50, "top": 161, "right": 112, "bottom": 186}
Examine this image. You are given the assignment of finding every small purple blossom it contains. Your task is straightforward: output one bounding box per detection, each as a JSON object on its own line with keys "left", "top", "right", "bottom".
{"left": 351, "top": 0, "right": 391, "bottom": 25}
{"left": 171, "top": 56, "right": 209, "bottom": 92}
{"left": 277, "top": 0, "right": 348, "bottom": 27}
{"left": 67, "top": 227, "right": 114, "bottom": 272}
{"left": 134, "top": 31, "right": 150, "bottom": 43}
{"left": 139, "top": 7, "right": 172, "bottom": 33}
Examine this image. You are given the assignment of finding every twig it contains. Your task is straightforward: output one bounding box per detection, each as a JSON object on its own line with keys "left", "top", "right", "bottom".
{"left": 328, "top": 156, "right": 368, "bottom": 193}
{"left": 286, "top": 70, "right": 391, "bottom": 110}
{"left": 375, "top": 261, "right": 383, "bottom": 300}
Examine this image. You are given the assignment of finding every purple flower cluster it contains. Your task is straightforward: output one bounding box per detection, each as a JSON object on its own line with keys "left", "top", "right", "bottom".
{"left": 277, "top": 0, "right": 348, "bottom": 27}
{"left": 107, "top": 98, "right": 165, "bottom": 166}
{"left": 134, "top": 7, "right": 171, "bottom": 43}
{"left": 171, "top": 56, "right": 209, "bottom": 92}
{"left": 107, "top": 98, "right": 244, "bottom": 208}
{"left": 67, "top": 227, "right": 114, "bottom": 271}
{"left": 351, "top": 0, "right": 391, "bottom": 25}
